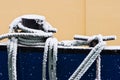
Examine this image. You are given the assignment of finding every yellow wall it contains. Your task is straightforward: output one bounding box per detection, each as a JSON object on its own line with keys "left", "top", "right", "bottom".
{"left": 0, "top": 0, "right": 83, "bottom": 41}
{"left": 86, "top": 0, "right": 120, "bottom": 45}
{"left": 0, "top": 0, "right": 120, "bottom": 45}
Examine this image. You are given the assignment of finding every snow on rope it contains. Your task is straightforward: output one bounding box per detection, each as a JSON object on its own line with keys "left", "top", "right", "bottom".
{"left": 68, "top": 35, "right": 106, "bottom": 80}
{"left": 7, "top": 37, "right": 18, "bottom": 80}
{"left": 95, "top": 54, "right": 101, "bottom": 80}
{"left": 42, "top": 38, "right": 58, "bottom": 80}
{"left": 0, "top": 14, "right": 116, "bottom": 80}
{"left": 0, "top": 14, "right": 57, "bottom": 80}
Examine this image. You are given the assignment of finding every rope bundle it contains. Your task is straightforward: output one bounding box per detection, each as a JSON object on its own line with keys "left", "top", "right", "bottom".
{"left": 42, "top": 38, "right": 58, "bottom": 80}
{"left": 0, "top": 14, "right": 116, "bottom": 80}
{"left": 4, "top": 15, "right": 57, "bottom": 80}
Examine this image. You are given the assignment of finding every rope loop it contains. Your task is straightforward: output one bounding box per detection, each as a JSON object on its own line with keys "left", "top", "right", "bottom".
{"left": 0, "top": 14, "right": 116, "bottom": 80}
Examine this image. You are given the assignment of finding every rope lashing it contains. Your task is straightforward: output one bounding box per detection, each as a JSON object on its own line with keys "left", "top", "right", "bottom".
{"left": 73, "top": 35, "right": 116, "bottom": 80}
{"left": 0, "top": 33, "right": 116, "bottom": 80}
{"left": 0, "top": 14, "right": 57, "bottom": 80}
{"left": 58, "top": 34, "right": 116, "bottom": 80}
{"left": 59, "top": 35, "right": 116, "bottom": 47}
{"left": 0, "top": 14, "right": 116, "bottom": 80}
{"left": 87, "top": 35, "right": 103, "bottom": 80}
{"left": 68, "top": 35, "right": 106, "bottom": 80}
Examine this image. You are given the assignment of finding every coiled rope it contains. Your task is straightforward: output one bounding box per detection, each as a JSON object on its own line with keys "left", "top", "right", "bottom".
{"left": 0, "top": 15, "right": 116, "bottom": 80}
{"left": 0, "top": 14, "right": 58, "bottom": 80}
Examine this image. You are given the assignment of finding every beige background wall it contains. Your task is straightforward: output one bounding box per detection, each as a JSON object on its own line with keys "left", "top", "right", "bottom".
{"left": 0, "top": 0, "right": 119, "bottom": 45}
{"left": 86, "top": 0, "right": 120, "bottom": 45}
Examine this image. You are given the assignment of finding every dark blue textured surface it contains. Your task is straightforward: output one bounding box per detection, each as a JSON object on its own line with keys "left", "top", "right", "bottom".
{"left": 0, "top": 48, "right": 120, "bottom": 80}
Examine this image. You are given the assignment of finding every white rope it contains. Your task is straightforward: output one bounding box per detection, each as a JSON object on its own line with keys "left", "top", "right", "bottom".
{"left": 42, "top": 38, "right": 51, "bottom": 80}
{"left": 68, "top": 35, "right": 106, "bottom": 80}
{"left": 7, "top": 37, "right": 18, "bottom": 80}
{"left": 95, "top": 54, "right": 101, "bottom": 80}
{"left": 0, "top": 15, "right": 116, "bottom": 80}
{"left": 0, "top": 32, "right": 115, "bottom": 80}
{"left": 42, "top": 38, "right": 58, "bottom": 80}
{"left": 6, "top": 15, "right": 57, "bottom": 80}
{"left": 48, "top": 38, "right": 58, "bottom": 80}
{"left": 0, "top": 33, "right": 53, "bottom": 40}
{"left": 74, "top": 35, "right": 116, "bottom": 41}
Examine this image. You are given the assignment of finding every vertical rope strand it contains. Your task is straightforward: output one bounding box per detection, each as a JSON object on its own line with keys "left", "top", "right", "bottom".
{"left": 48, "top": 38, "right": 54, "bottom": 80}
{"left": 7, "top": 39, "right": 14, "bottom": 80}
{"left": 53, "top": 38, "right": 58, "bottom": 80}
{"left": 7, "top": 37, "right": 18, "bottom": 80}
{"left": 95, "top": 55, "right": 101, "bottom": 80}
{"left": 42, "top": 38, "right": 58, "bottom": 80}
{"left": 48, "top": 38, "right": 58, "bottom": 80}
{"left": 0, "top": 16, "right": 116, "bottom": 80}
{"left": 42, "top": 38, "right": 51, "bottom": 80}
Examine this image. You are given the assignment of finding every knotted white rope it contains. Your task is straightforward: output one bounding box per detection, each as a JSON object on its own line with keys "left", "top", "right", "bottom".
{"left": 72, "top": 34, "right": 116, "bottom": 80}
{"left": 0, "top": 15, "right": 116, "bottom": 80}
{"left": 68, "top": 35, "right": 106, "bottom": 80}
{"left": 0, "top": 14, "right": 57, "bottom": 80}
{"left": 0, "top": 32, "right": 116, "bottom": 80}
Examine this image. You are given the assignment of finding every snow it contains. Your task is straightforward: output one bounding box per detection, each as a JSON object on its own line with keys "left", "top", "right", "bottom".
{"left": 9, "top": 14, "right": 45, "bottom": 29}
{"left": 74, "top": 34, "right": 116, "bottom": 41}
{"left": 21, "top": 14, "right": 45, "bottom": 20}
{"left": 105, "top": 46, "right": 120, "bottom": 50}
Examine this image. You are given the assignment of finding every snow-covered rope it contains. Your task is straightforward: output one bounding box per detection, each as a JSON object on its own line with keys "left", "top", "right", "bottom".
{"left": 57, "top": 35, "right": 115, "bottom": 80}
{"left": 68, "top": 35, "right": 106, "bottom": 80}
{"left": 0, "top": 14, "right": 57, "bottom": 80}
{"left": 72, "top": 34, "right": 116, "bottom": 80}
{"left": 7, "top": 37, "right": 18, "bottom": 80}
{"left": 74, "top": 35, "right": 116, "bottom": 42}
{"left": 48, "top": 38, "right": 58, "bottom": 80}
{"left": 42, "top": 38, "right": 50, "bottom": 80}
{"left": 0, "top": 14, "right": 116, "bottom": 80}
{"left": 95, "top": 54, "right": 101, "bottom": 80}
{"left": 0, "top": 33, "right": 53, "bottom": 40}
{"left": 42, "top": 37, "right": 58, "bottom": 80}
